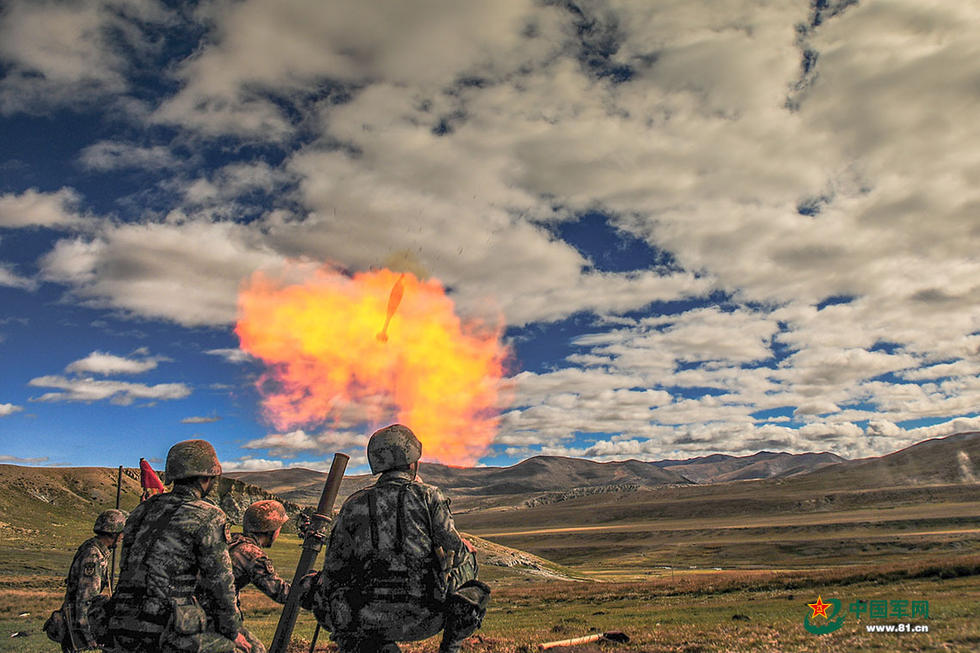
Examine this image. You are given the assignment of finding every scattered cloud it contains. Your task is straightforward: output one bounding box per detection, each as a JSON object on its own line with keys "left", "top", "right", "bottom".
{"left": 78, "top": 141, "right": 180, "bottom": 172}
{"left": 0, "top": 263, "right": 38, "bottom": 291}
{"left": 0, "top": 188, "right": 90, "bottom": 230}
{"left": 0, "top": 454, "right": 49, "bottom": 464}
{"left": 28, "top": 375, "right": 190, "bottom": 405}
{"left": 205, "top": 348, "right": 254, "bottom": 364}
{"left": 221, "top": 457, "right": 286, "bottom": 472}
{"left": 65, "top": 351, "right": 160, "bottom": 375}
{"left": 242, "top": 428, "right": 365, "bottom": 459}
{"left": 0, "top": 0, "right": 174, "bottom": 115}
{"left": 0, "top": 403, "right": 24, "bottom": 417}
{"left": 181, "top": 416, "right": 221, "bottom": 424}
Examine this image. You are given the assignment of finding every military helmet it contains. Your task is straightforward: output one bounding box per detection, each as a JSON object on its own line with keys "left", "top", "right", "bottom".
{"left": 367, "top": 423, "right": 422, "bottom": 474}
{"left": 94, "top": 509, "right": 126, "bottom": 534}
{"left": 243, "top": 499, "right": 289, "bottom": 533}
{"left": 165, "top": 439, "right": 222, "bottom": 481}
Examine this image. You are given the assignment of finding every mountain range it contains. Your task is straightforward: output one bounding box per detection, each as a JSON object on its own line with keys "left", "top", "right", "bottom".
{"left": 227, "top": 432, "right": 979, "bottom": 508}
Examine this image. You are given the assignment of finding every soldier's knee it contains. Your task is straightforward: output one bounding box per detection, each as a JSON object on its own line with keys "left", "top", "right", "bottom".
{"left": 444, "top": 579, "right": 492, "bottom": 639}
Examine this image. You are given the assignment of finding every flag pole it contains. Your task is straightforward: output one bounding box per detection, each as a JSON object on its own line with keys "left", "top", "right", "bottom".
{"left": 110, "top": 464, "right": 122, "bottom": 592}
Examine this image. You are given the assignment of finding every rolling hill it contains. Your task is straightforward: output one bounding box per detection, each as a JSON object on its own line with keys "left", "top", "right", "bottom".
{"left": 227, "top": 449, "right": 848, "bottom": 507}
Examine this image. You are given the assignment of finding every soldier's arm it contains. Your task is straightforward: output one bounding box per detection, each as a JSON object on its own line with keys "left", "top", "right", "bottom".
{"left": 72, "top": 550, "right": 104, "bottom": 646}
{"left": 195, "top": 514, "right": 241, "bottom": 641}
{"left": 428, "top": 488, "right": 470, "bottom": 557}
{"left": 247, "top": 549, "right": 290, "bottom": 604}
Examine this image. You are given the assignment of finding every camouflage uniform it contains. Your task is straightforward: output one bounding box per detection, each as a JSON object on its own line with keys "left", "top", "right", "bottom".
{"left": 61, "top": 536, "right": 111, "bottom": 651}
{"left": 221, "top": 533, "right": 291, "bottom": 653}
{"left": 108, "top": 484, "right": 241, "bottom": 653}
{"left": 316, "top": 468, "right": 487, "bottom": 653}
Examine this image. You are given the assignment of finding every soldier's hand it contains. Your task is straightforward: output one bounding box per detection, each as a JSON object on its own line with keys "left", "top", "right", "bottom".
{"left": 234, "top": 632, "right": 252, "bottom": 653}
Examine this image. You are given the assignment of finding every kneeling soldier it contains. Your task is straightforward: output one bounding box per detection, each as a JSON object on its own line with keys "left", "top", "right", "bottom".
{"left": 109, "top": 439, "right": 250, "bottom": 653}
{"left": 223, "top": 500, "right": 292, "bottom": 653}
{"left": 54, "top": 509, "right": 126, "bottom": 651}
{"left": 313, "top": 424, "right": 491, "bottom": 653}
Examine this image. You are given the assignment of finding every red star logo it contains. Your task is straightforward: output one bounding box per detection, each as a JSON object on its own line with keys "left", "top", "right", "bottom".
{"left": 808, "top": 596, "right": 831, "bottom": 619}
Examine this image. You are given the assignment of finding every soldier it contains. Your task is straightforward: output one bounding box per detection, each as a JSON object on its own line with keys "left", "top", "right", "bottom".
{"left": 221, "top": 500, "right": 292, "bottom": 653}
{"left": 108, "top": 439, "right": 251, "bottom": 653}
{"left": 312, "top": 424, "right": 491, "bottom": 653}
{"left": 55, "top": 509, "right": 126, "bottom": 651}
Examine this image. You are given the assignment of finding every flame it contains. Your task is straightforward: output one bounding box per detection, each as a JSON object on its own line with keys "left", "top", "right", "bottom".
{"left": 235, "top": 265, "right": 510, "bottom": 466}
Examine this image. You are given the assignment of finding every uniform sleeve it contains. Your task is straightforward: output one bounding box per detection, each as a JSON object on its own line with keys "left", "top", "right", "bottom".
{"left": 246, "top": 549, "right": 290, "bottom": 604}
{"left": 428, "top": 488, "right": 469, "bottom": 559}
{"left": 72, "top": 549, "right": 105, "bottom": 646}
{"left": 195, "top": 513, "right": 241, "bottom": 641}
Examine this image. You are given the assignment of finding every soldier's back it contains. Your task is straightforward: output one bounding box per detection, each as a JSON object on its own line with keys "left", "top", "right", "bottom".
{"left": 110, "top": 487, "right": 240, "bottom": 652}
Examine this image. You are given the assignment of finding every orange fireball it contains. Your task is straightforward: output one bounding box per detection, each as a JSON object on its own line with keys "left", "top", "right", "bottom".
{"left": 235, "top": 265, "right": 510, "bottom": 466}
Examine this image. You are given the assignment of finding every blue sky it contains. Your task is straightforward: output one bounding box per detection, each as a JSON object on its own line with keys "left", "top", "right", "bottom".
{"left": 1, "top": 0, "right": 978, "bottom": 474}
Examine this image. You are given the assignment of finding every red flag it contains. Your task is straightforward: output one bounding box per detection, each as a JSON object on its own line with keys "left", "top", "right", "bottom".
{"left": 140, "top": 458, "right": 165, "bottom": 501}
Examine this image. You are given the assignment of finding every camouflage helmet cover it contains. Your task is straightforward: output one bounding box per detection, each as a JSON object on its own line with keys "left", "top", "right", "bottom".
{"left": 367, "top": 423, "right": 422, "bottom": 474}
{"left": 165, "top": 439, "right": 222, "bottom": 481}
{"left": 243, "top": 499, "right": 289, "bottom": 533}
{"left": 94, "top": 509, "right": 127, "bottom": 534}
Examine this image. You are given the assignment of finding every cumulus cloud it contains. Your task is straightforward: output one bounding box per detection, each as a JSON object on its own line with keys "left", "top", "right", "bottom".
{"left": 0, "top": 188, "right": 90, "bottom": 230}
{"left": 5, "top": 1, "right": 980, "bottom": 463}
{"left": 0, "top": 0, "right": 174, "bottom": 114}
{"left": 40, "top": 220, "right": 284, "bottom": 326}
{"left": 28, "top": 376, "right": 190, "bottom": 405}
{"left": 0, "top": 403, "right": 24, "bottom": 417}
{"left": 65, "top": 351, "right": 159, "bottom": 375}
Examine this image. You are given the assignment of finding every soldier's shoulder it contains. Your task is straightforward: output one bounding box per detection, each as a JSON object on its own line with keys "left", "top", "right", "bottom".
{"left": 411, "top": 478, "right": 448, "bottom": 501}
{"left": 181, "top": 497, "right": 229, "bottom": 521}
{"left": 77, "top": 537, "right": 106, "bottom": 559}
{"left": 230, "top": 534, "right": 263, "bottom": 556}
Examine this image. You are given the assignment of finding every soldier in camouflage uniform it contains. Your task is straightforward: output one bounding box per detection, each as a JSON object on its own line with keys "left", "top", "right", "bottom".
{"left": 218, "top": 500, "right": 292, "bottom": 653}
{"left": 313, "top": 424, "right": 491, "bottom": 653}
{"left": 108, "top": 439, "right": 251, "bottom": 653}
{"left": 57, "top": 509, "right": 126, "bottom": 651}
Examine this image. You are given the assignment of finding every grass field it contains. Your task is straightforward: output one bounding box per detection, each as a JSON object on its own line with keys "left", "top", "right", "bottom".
{"left": 2, "top": 462, "right": 978, "bottom": 651}
{"left": 3, "top": 528, "right": 978, "bottom": 652}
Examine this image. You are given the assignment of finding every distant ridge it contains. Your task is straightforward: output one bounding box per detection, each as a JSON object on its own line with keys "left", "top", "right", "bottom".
{"left": 653, "top": 451, "right": 846, "bottom": 483}
{"left": 227, "top": 447, "right": 845, "bottom": 505}
{"left": 227, "top": 432, "right": 980, "bottom": 508}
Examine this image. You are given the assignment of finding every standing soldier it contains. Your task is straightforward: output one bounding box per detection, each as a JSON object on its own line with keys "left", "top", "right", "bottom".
{"left": 52, "top": 509, "right": 125, "bottom": 651}
{"left": 312, "top": 424, "right": 491, "bottom": 653}
{"left": 108, "top": 439, "right": 251, "bottom": 653}
{"left": 219, "top": 499, "right": 292, "bottom": 653}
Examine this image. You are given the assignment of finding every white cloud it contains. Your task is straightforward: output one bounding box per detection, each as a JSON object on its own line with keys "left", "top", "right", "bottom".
{"left": 0, "top": 403, "right": 24, "bottom": 417}
{"left": 5, "top": 1, "right": 980, "bottom": 463}
{"left": 0, "top": 454, "right": 48, "bottom": 463}
{"left": 40, "top": 220, "right": 284, "bottom": 326}
{"left": 0, "top": 264, "right": 38, "bottom": 291}
{"left": 205, "top": 348, "right": 254, "bottom": 364}
{"left": 0, "top": 188, "right": 89, "bottom": 230}
{"left": 28, "top": 375, "right": 190, "bottom": 405}
{"left": 242, "top": 429, "right": 366, "bottom": 458}
{"left": 221, "top": 457, "right": 286, "bottom": 472}
{"left": 65, "top": 351, "right": 159, "bottom": 375}
{"left": 0, "top": 0, "right": 173, "bottom": 114}
{"left": 181, "top": 416, "right": 221, "bottom": 424}
{"left": 78, "top": 141, "right": 180, "bottom": 171}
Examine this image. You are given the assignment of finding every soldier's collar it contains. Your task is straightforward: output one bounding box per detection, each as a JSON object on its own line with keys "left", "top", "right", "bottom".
{"left": 172, "top": 484, "right": 204, "bottom": 500}
{"left": 377, "top": 469, "right": 415, "bottom": 483}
